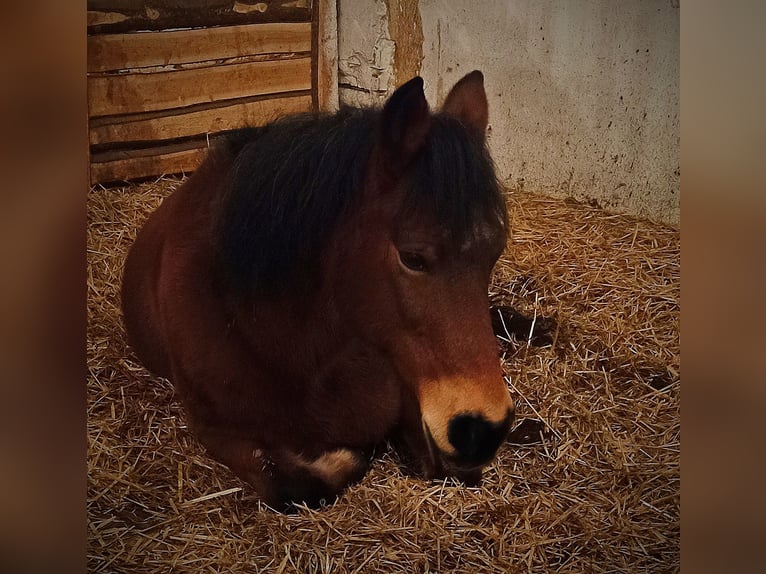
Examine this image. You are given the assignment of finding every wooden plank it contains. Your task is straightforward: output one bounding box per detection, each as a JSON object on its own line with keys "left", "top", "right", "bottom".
{"left": 88, "top": 22, "right": 311, "bottom": 73}
{"left": 92, "top": 137, "right": 208, "bottom": 163}
{"left": 90, "top": 93, "right": 312, "bottom": 146}
{"left": 87, "top": 0, "right": 312, "bottom": 34}
{"left": 90, "top": 145, "right": 208, "bottom": 184}
{"left": 316, "top": 0, "right": 338, "bottom": 112}
{"left": 88, "top": 57, "right": 311, "bottom": 117}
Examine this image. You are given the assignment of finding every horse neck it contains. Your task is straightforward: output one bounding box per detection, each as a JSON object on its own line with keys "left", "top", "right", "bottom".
{"left": 225, "top": 281, "right": 346, "bottom": 377}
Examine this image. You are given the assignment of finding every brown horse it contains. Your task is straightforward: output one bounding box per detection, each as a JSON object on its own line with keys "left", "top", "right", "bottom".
{"left": 122, "top": 71, "right": 515, "bottom": 510}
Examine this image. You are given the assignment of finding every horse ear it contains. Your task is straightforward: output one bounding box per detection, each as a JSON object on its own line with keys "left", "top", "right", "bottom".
{"left": 442, "top": 70, "right": 489, "bottom": 138}
{"left": 380, "top": 76, "right": 431, "bottom": 168}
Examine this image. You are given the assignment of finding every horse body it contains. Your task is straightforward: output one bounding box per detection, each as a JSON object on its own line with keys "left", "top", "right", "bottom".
{"left": 122, "top": 71, "right": 514, "bottom": 509}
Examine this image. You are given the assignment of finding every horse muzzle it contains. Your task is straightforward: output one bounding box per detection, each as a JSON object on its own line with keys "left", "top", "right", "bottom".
{"left": 421, "top": 409, "right": 514, "bottom": 480}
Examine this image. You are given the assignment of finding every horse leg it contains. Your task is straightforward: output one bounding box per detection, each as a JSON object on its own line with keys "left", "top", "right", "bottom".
{"left": 274, "top": 448, "right": 371, "bottom": 509}
{"left": 194, "top": 427, "right": 369, "bottom": 510}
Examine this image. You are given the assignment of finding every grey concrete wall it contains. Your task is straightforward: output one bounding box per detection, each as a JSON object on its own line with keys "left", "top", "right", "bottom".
{"left": 337, "top": 0, "right": 679, "bottom": 225}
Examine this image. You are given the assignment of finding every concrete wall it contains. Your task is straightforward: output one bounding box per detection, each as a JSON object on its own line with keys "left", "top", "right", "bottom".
{"left": 337, "top": 0, "right": 679, "bottom": 225}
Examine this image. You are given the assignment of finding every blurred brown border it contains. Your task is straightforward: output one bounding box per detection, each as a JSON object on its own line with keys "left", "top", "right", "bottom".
{"left": 683, "top": 1, "right": 766, "bottom": 573}
{"left": 0, "top": 2, "right": 86, "bottom": 573}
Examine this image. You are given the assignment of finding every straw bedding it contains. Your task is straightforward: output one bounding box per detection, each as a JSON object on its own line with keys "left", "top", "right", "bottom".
{"left": 87, "top": 177, "right": 679, "bottom": 573}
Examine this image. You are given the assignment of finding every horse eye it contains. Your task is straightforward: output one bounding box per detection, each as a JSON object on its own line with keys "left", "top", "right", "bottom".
{"left": 398, "top": 250, "right": 427, "bottom": 272}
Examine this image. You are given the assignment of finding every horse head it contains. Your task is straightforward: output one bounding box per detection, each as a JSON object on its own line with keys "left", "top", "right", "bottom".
{"left": 326, "top": 72, "right": 514, "bottom": 479}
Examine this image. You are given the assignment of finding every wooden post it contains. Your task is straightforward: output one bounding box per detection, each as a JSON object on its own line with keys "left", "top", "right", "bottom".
{"left": 317, "top": 0, "right": 338, "bottom": 112}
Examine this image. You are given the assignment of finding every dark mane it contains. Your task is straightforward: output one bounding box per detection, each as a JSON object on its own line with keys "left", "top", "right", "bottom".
{"left": 214, "top": 107, "right": 507, "bottom": 294}
{"left": 214, "top": 108, "right": 376, "bottom": 294}
{"left": 406, "top": 114, "right": 507, "bottom": 244}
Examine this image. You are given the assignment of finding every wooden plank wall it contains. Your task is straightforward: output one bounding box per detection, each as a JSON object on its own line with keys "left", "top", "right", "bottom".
{"left": 87, "top": 0, "right": 335, "bottom": 185}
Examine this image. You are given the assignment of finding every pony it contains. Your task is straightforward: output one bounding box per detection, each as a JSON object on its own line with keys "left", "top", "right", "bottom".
{"left": 121, "top": 71, "right": 517, "bottom": 510}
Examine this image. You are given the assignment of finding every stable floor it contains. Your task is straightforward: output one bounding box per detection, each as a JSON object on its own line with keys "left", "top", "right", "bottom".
{"left": 88, "top": 179, "right": 680, "bottom": 573}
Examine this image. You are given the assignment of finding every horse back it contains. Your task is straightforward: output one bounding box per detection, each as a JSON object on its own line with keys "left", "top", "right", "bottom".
{"left": 121, "top": 150, "right": 230, "bottom": 380}
{"left": 121, "top": 199, "right": 171, "bottom": 377}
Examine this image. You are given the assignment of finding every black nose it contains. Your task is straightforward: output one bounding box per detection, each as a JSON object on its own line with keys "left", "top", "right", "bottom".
{"left": 447, "top": 411, "right": 513, "bottom": 466}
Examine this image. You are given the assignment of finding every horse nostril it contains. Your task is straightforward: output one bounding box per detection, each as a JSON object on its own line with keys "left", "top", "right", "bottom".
{"left": 447, "top": 411, "right": 512, "bottom": 465}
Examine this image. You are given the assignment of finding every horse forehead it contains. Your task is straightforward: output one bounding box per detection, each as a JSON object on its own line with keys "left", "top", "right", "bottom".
{"left": 459, "top": 215, "right": 505, "bottom": 253}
